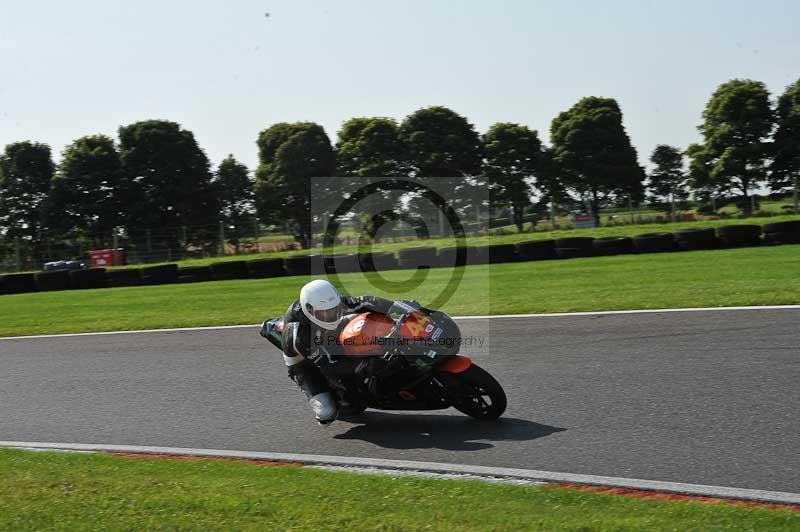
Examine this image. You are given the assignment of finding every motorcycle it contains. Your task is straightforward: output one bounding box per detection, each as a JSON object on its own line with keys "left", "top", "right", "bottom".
{"left": 262, "top": 301, "right": 506, "bottom": 420}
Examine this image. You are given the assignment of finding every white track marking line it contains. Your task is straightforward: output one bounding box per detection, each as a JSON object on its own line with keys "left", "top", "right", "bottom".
{"left": 1, "top": 441, "right": 797, "bottom": 505}
{"left": 2, "top": 305, "right": 799, "bottom": 341}
{"left": 454, "top": 305, "right": 800, "bottom": 320}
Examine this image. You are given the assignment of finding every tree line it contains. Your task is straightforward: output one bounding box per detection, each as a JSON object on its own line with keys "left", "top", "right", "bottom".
{"left": 1, "top": 77, "right": 798, "bottom": 261}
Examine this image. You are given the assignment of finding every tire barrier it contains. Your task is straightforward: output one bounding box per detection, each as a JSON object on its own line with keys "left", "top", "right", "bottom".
{"left": 1, "top": 273, "right": 37, "bottom": 294}
{"left": 246, "top": 258, "right": 285, "bottom": 278}
{"left": 556, "top": 247, "right": 591, "bottom": 259}
{"left": 438, "top": 246, "right": 477, "bottom": 267}
{"left": 593, "top": 236, "right": 636, "bottom": 256}
{"left": 633, "top": 232, "right": 675, "bottom": 253}
{"left": 555, "top": 237, "right": 595, "bottom": 257}
{"left": 209, "top": 260, "right": 249, "bottom": 281}
{"left": 178, "top": 266, "right": 213, "bottom": 283}
{"left": 675, "top": 228, "right": 718, "bottom": 251}
{"left": 515, "top": 240, "right": 557, "bottom": 261}
{"left": 717, "top": 225, "right": 762, "bottom": 247}
{"left": 358, "top": 252, "right": 398, "bottom": 272}
{"left": 284, "top": 255, "right": 312, "bottom": 276}
{"left": 763, "top": 220, "right": 800, "bottom": 234}
{"left": 34, "top": 270, "right": 72, "bottom": 292}
{"left": 398, "top": 247, "right": 437, "bottom": 269}
{"left": 322, "top": 254, "right": 360, "bottom": 274}
{"left": 765, "top": 231, "right": 800, "bottom": 244}
{"left": 488, "top": 244, "right": 518, "bottom": 264}
{"left": 140, "top": 264, "right": 178, "bottom": 285}
{"left": 106, "top": 269, "right": 142, "bottom": 287}
{"left": 3, "top": 220, "right": 800, "bottom": 297}
{"left": 69, "top": 268, "right": 108, "bottom": 290}
{"left": 763, "top": 220, "right": 800, "bottom": 244}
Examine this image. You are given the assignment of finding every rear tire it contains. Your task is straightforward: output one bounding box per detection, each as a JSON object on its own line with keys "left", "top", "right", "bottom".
{"left": 451, "top": 365, "right": 507, "bottom": 420}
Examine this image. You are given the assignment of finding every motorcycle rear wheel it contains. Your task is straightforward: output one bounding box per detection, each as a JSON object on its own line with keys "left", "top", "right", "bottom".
{"left": 451, "top": 364, "right": 507, "bottom": 420}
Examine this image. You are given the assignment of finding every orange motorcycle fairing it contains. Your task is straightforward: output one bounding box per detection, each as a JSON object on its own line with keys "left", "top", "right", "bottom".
{"left": 438, "top": 355, "right": 473, "bottom": 374}
{"left": 339, "top": 312, "right": 395, "bottom": 355}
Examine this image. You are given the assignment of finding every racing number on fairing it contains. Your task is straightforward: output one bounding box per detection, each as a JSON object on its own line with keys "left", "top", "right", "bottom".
{"left": 401, "top": 313, "right": 432, "bottom": 339}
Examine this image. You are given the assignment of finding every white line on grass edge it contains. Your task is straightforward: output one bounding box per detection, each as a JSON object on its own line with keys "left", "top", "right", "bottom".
{"left": 2, "top": 304, "right": 799, "bottom": 341}
{"left": 1, "top": 441, "right": 797, "bottom": 505}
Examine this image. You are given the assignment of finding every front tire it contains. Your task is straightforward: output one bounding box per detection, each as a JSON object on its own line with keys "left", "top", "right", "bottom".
{"left": 450, "top": 365, "right": 507, "bottom": 420}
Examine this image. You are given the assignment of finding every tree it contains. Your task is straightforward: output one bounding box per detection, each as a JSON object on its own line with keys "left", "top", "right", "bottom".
{"left": 688, "top": 79, "right": 773, "bottom": 216}
{"left": 336, "top": 117, "right": 405, "bottom": 177}
{"left": 399, "top": 106, "right": 483, "bottom": 227}
{"left": 0, "top": 142, "right": 55, "bottom": 254}
{"left": 216, "top": 155, "right": 254, "bottom": 252}
{"left": 535, "top": 147, "right": 571, "bottom": 222}
{"left": 483, "top": 123, "right": 542, "bottom": 232}
{"left": 771, "top": 78, "right": 800, "bottom": 211}
{"left": 648, "top": 144, "right": 688, "bottom": 217}
{"left": 49, "top": 135, "right": 123, "bottom": 248}
{"left": 550, "top": 97, "right": 645, "bottom": 223}
{"left": 254, "top": 122, "right": 335, "bottom": 248}
{"left": 398, "top": 106, "right": 482, "bottom": 177}
{"left": 118, "top": 120, "right": 220, "bottom": 256}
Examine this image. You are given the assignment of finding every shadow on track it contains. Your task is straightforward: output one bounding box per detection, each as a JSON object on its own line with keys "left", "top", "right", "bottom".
{"left": 334, "top": 411, "right": 565, "bottom": 451}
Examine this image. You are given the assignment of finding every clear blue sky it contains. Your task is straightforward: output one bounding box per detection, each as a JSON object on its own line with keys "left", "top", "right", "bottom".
{"left": 1, "top": 0, "right": 798, "bottom": 171}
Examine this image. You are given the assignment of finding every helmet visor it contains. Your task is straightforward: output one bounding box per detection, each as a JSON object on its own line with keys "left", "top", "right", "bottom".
{"left": 310, "top": 304, "right": 343, "bottom": 325}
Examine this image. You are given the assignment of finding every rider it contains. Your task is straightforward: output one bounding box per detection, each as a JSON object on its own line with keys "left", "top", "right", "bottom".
{"left": 265, "top": 279, "right": 394, "bottom": 425}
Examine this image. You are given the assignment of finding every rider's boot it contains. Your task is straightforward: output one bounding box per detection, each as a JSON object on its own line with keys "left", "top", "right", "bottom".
{"left": 288, "top": 361, "right": 338, "bottom": 425}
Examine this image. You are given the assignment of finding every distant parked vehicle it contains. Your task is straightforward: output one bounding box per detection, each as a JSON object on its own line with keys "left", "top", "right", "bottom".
{"left": 43, "top": 260, "right": 85, "bottom": 271}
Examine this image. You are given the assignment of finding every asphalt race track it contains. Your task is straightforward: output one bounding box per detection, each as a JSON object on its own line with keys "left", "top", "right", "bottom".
{"left": 1, "top": 309, "right": 798, "bottom": 493}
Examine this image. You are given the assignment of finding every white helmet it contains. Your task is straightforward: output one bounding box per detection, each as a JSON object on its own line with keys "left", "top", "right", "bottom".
{"left": 300, "top": 279, "right": 343, "bottom": 330}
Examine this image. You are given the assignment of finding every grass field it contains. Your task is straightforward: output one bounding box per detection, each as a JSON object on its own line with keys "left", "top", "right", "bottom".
{"left": 1, "top": 449, "right": 796, "bottom": 531}
{"left": 1, "top": 245, "right": 798, "bottom": 337}
{"left": 109, "top": 214, "right": 800, "bottom": 269}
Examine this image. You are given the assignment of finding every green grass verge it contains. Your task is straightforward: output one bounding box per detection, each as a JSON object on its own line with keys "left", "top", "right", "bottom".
{"left": 110, "top": 214, "right": 800, "bottom": 269}
{"left": 2, "top": 245, "right": 798, "bottom": 337}
{"left": 1, "top": 449, "right": 796, "bottom": 531}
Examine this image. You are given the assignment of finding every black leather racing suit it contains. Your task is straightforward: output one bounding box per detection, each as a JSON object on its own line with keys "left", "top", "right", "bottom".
{"left": 279, "top": 295, "right": 394, "bottom": 422}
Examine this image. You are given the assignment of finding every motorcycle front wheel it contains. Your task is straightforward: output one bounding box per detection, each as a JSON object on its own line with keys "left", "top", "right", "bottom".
{"left": 450, "top": 364, "right": 507, "bottom": 420}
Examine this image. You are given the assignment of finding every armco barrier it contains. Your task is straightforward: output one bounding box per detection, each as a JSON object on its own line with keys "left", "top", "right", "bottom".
{"left": 69, "top": 268, "right": 108, "bottom": 290}
{"left": 246, "top": 258, "right": 285, "bottom": 278}
{"left": 209, "top": 261, "right": 249, "bottom": 281}
{"left": 178, "top": 266, "right": 212, "bottom": 283}
{"left": 140, "top": 264, "right": 178, "bottom": 285}
{"left": 515, "top": 240, "right": 557, "bottom": 261}
{"left": 34, "top": 270, "right": 72, "bottom": 291}
{"left": 107, "top": 269, "right": 142, "bottom": 287}
{"left": 1, "top": 273, "right": 37, "bottom": 294}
